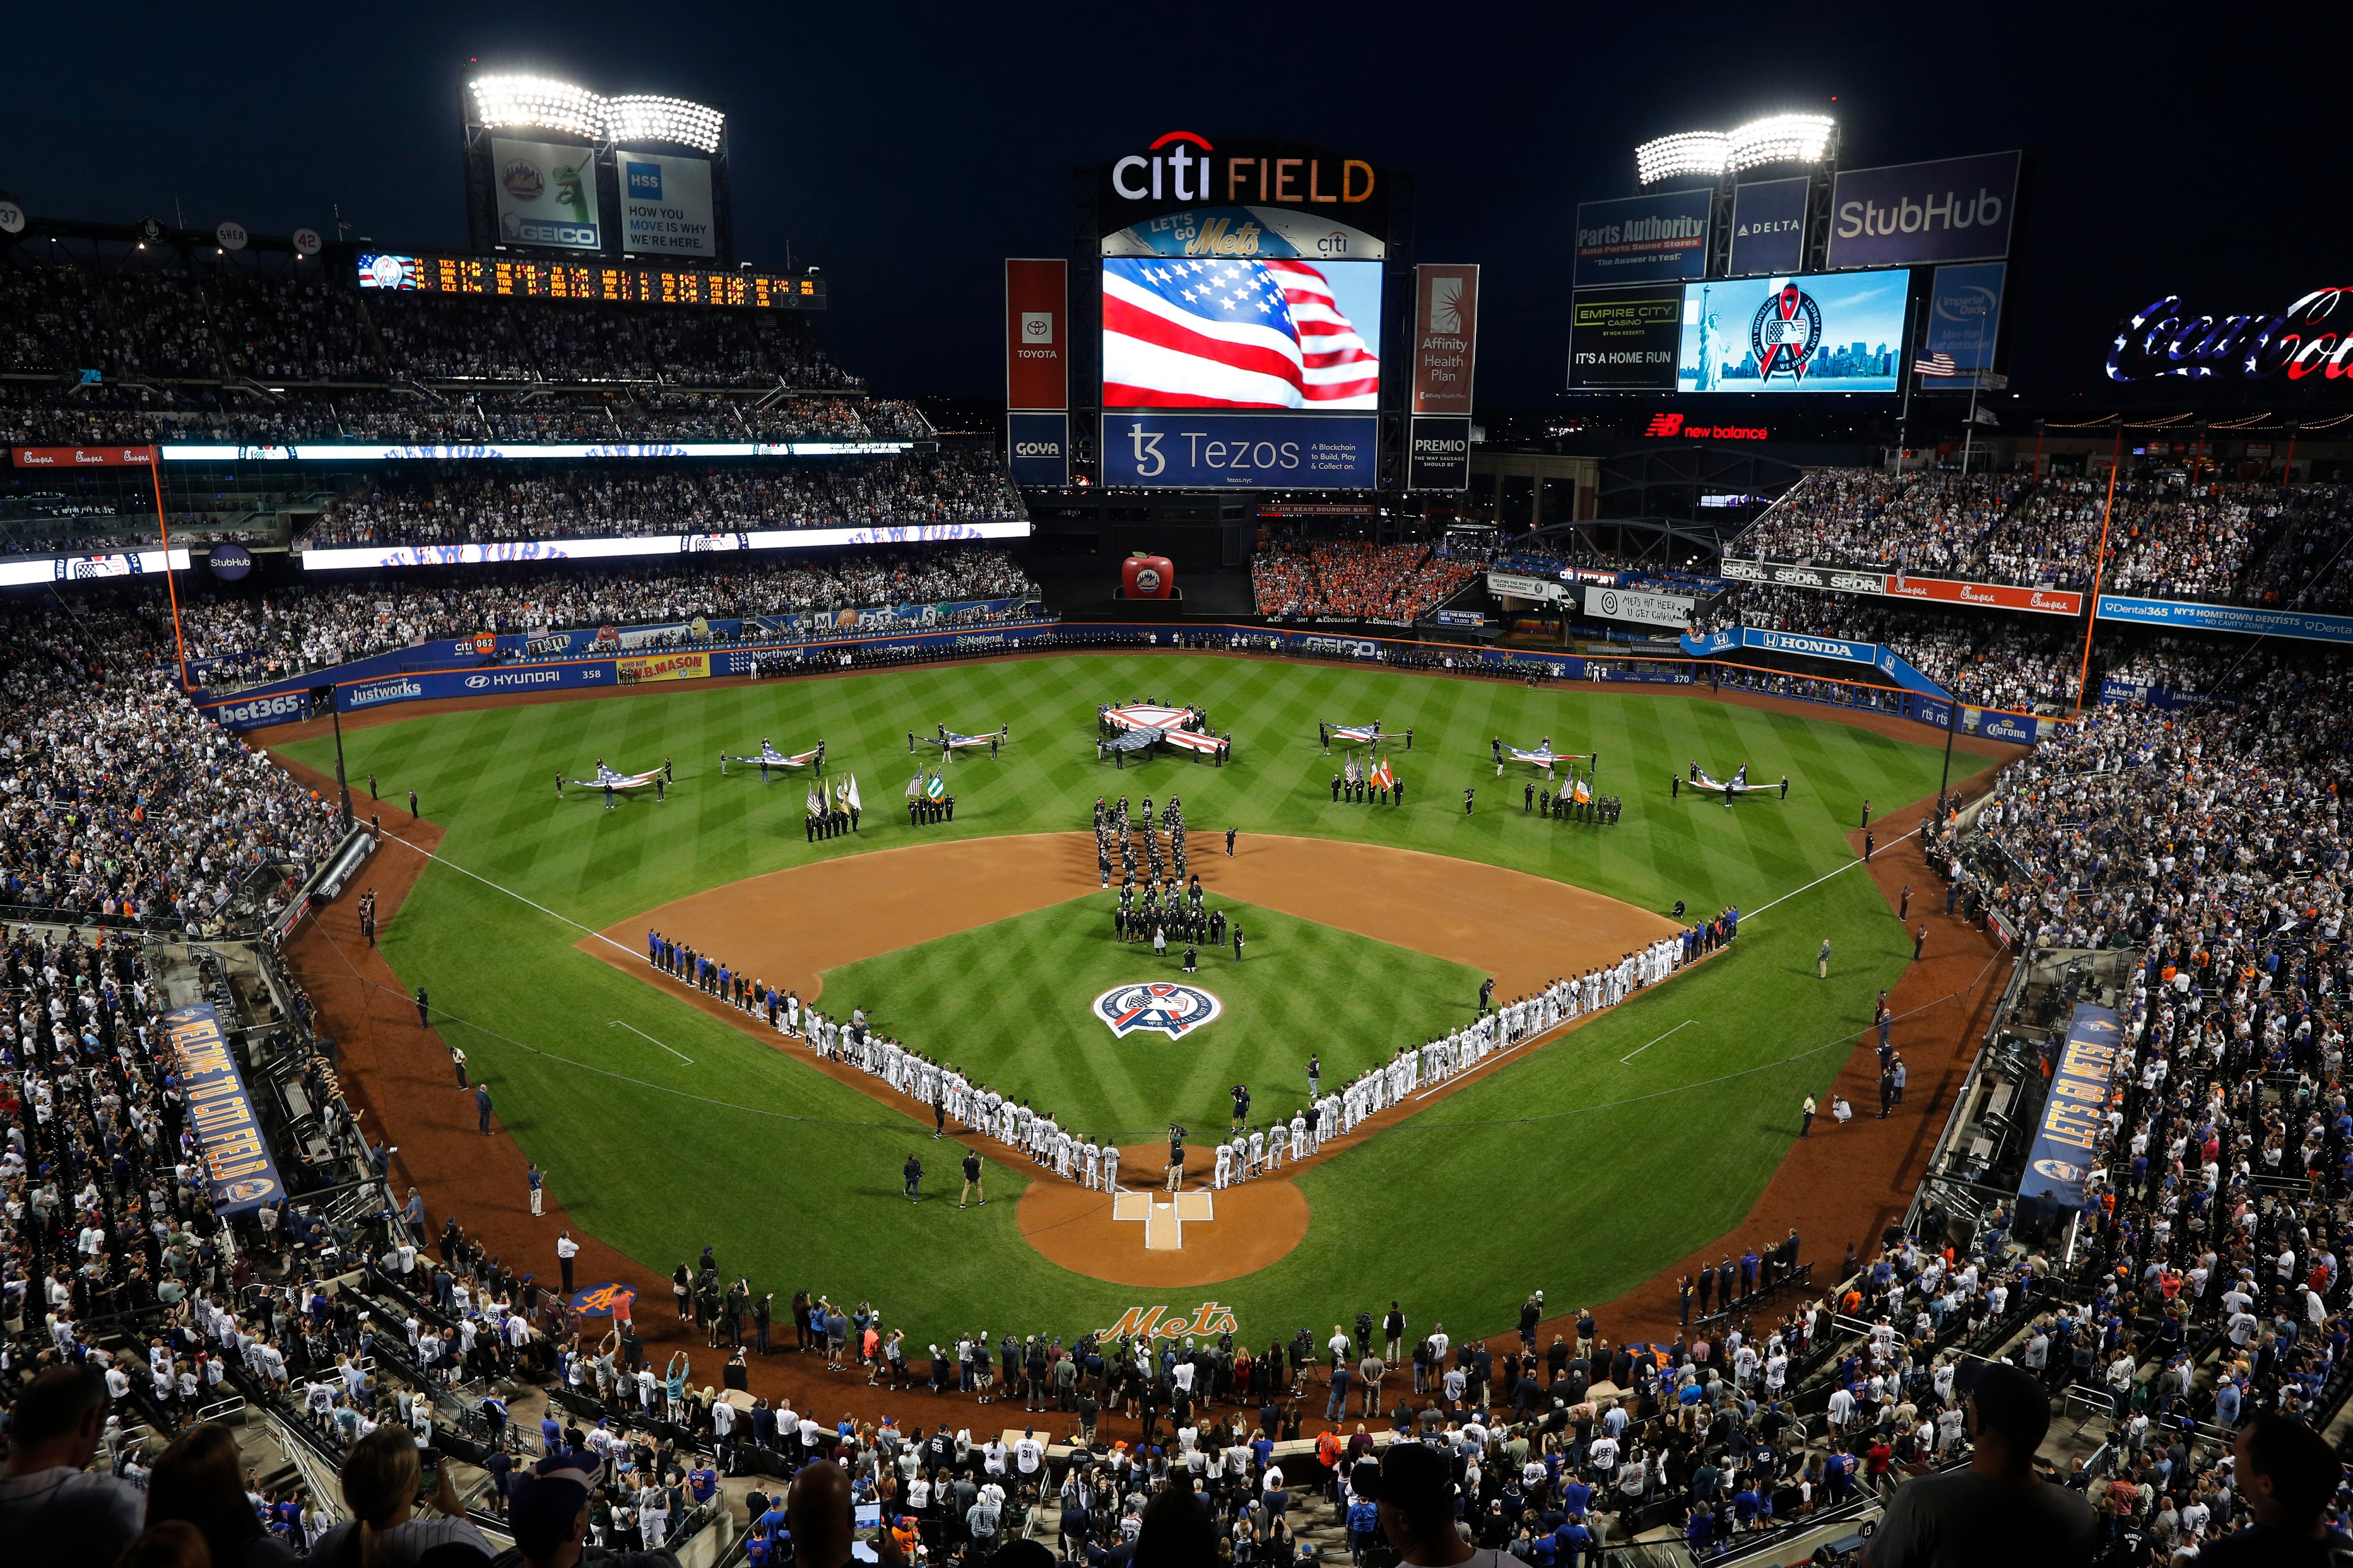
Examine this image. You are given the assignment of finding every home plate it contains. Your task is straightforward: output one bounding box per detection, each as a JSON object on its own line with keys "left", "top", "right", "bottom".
{"left": 1112, "top": 1188, "right": 1214, "bottom": 1249}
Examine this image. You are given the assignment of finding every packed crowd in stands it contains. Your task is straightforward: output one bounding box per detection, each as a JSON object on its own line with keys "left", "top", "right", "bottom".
{"left": 0, "top": 261, "right": 859, "bottom": 389}
{"left": 1252, "top": 541, "right": 1479, "bottom": 622}
{"left": 172, "top": 547, "right": 1040, "bottom": 686}
{"left": 0, "top": 383, "right": 932, "bottom": 452}
{"left": 0, "top": 598, "right": 342, "bottom": 924}
{"left": 1716, "top": 585, "right": 2086, "bottom": 711}
{"left": 297, "top": 451, "right": 1024, "bottom": 548}
{"left": 1735, "top": 467, "right": 2353, "bottom": 617}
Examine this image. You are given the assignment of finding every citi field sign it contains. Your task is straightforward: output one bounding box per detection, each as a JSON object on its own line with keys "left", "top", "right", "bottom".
{"left": 2108, "top": 288, "right": 2353, "bottom": 385}
{"left": 1109, "top": 132, "right": 1376, "bottom": 210}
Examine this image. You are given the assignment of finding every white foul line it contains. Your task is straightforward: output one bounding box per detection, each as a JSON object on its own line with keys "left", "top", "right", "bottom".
{"left": 610, "top": 1019, "right": 693, "bottom": 1065}
{"left": 1621, "top": 1018, "right": 1696, "bottom": 1064}
{"left": 1743, "top": 826, "right": 1920, "bottom": 924}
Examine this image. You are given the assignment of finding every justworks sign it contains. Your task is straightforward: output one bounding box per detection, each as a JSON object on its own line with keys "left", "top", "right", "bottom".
{"left": 1102, "top": 132, "right": 1385, "bottom": 229}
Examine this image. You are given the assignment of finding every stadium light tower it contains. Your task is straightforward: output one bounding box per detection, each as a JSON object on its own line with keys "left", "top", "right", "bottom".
{"left": 1725, "top": 114, "right": 1837, "bottom": 172}
{"left": 604, "top": 95, "right": 726, "bottom": 153}
{"left": 1637, "top": 114, "right": 1835, "bottom": 186}
{"left": 1635, "top": 132, "right": 1729, "bottom": 186}
{"left": 467, "top": 74, "right": 604, "bottom": 141}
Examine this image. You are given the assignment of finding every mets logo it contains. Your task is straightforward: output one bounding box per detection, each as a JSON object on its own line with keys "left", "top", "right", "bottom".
{"left": 1094, "top": 982, "right": 1223, "bottom": 1040}
{"left": 221, "top": 1177, "right": 277, "bottom": 1205}
{"left": 569, "top": 1282, "right": 639, "bottom": 1317}
{"left": 2032, "top": 1157, "right": 2086, "bottom": 1186}
{"left": 1749, "top": 281, "right": 1824, "bottom": 382}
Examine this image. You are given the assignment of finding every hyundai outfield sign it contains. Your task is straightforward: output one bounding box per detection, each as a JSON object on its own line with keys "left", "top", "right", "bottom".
{"left": 1826, "top": 150, "right": 2020, "bottom": 268}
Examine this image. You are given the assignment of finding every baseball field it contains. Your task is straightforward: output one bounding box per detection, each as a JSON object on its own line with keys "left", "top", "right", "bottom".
{"left": 276, "top": 652, "right": 2004, "bottom": 1347}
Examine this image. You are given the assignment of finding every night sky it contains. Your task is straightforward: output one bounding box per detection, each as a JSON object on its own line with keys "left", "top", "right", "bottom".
{"left": 6, "top": 3, "right": 2341, "bottom": 410}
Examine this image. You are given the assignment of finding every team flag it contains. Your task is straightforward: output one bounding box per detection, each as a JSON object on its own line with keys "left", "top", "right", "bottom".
{"left": 925, "top": 770, "right": 946, "bottom": 802}
{"left": 1371, "top": 756, "right": 1396, "bottom": 790}
{"left": 1573, "top": 774, "right": 1592, "bottom": 805}
{"left": 848, "top": 774, "right": 862, "bottom": 813}
{"left": 1102, "top": 257, "right": 1379, "bottom": 409}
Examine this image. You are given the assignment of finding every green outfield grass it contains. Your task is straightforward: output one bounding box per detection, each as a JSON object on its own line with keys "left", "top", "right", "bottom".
{"left": 279, "top": 654, "right": 2001, "bottom": 1345}
{"left": 826, "top": 897, "right": 1484, "bottom": 1136}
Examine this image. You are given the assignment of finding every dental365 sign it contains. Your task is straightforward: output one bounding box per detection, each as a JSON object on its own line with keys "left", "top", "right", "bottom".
{"left": 1104, "top": 412, "right": 1376, "bottom": 490}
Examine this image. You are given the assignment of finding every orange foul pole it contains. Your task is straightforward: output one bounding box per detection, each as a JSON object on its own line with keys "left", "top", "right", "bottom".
{"left": 149, "top": 450, "right": 190, "bottom": 688}
{"left": 2071, "top": 426, "right": 2124, "bottom": 719}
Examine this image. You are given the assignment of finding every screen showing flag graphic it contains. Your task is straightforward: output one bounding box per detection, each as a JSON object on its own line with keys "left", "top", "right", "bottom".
{"left": 1102, "top": 257, "right": 1382, "bottom": 410}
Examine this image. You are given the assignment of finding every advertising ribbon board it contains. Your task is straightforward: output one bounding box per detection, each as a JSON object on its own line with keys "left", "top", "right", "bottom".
{"left": 2015, "top": 1003, "right": 2121, "bottom": 1214}
{"left": 165, "top": 1002, "right": 286, "bottom": 1215}
{"left": 618, "top": 651, "right": 710, "bottom": 683}
{"left": 1486, "top": 571, "right": 1568, "bottom": 604}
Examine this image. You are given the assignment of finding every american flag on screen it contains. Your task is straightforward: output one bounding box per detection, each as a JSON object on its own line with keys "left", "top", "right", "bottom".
{"left": 1104, "top": 257, "right": 1379, "bottom": 409}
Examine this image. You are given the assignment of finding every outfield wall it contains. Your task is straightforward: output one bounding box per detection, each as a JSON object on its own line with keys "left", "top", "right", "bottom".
{"left": 206, "top": 619, "right": 2054, "bottom": 746}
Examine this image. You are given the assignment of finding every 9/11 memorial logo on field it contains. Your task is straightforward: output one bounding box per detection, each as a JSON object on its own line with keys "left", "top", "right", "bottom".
{"left": 1094, "top": 982, "right": 1224, "bottom": 1039}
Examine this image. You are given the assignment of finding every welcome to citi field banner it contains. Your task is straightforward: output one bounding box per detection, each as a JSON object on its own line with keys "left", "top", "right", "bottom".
{"left": 165, "top": 1002, "right": 286, "bottom": 1215}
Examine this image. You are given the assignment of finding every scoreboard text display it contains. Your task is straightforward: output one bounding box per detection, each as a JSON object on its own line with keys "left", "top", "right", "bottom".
{"left": 357, "top": 253, "right": 822, "bottom": 310}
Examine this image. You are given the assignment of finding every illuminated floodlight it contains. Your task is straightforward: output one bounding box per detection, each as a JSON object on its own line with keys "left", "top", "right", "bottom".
{"left": 604, "top": 95, "right": 726, "bottom": 153}
{"left": 1726, "top": 114, "right": 1835, "bottom": 171}
{"left": 1635, "top": 132, "right": 1729, "bottom": 185}
{"left": 469, "top": 74, "right": 604, "bottom": 141}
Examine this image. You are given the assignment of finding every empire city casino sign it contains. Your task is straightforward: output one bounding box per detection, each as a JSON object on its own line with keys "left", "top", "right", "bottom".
{"left": 2108, "top": 288, "right": 2353, "bottom": 385}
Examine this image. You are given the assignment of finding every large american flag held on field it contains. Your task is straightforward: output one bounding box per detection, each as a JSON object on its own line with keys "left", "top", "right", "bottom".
{"left": 1103, "top": 258, "right": 1379, "bottom": 408}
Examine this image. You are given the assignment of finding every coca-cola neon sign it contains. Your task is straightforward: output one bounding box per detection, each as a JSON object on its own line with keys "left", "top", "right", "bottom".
{"left": 2107, "top": 289, "right": 2353, "bottom": 383}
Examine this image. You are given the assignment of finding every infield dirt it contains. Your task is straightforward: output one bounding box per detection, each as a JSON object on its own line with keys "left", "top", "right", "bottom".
{"left": 580, "top": 832, "right": 1682, "bottom": 1284}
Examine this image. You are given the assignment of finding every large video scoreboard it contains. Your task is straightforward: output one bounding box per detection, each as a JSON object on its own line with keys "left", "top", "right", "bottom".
{"left": 357, "top": 252, "right": 822, "bottom": 310}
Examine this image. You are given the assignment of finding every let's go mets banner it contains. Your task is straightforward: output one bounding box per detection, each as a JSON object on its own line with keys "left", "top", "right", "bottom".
{"left": 617, "top": 651, "right": 710, "bottom": 683}
{"left": 2015, "top": 1002, "right": 2121, "bottom": 1213}
{"left": 165, "top": 1002, "right": 286, "bottom": 1214}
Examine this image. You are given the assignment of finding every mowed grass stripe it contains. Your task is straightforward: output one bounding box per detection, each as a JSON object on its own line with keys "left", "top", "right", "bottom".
{"left": 284, "top": 654, "right": 2002, "bottom": 1344}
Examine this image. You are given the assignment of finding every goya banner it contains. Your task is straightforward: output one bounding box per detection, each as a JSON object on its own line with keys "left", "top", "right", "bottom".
{"left": 2015, "top": 1002, "right": 2123, "bottom": 1214}
{"left": 165, "top": 1002, "right": 286, "bottom": 1215}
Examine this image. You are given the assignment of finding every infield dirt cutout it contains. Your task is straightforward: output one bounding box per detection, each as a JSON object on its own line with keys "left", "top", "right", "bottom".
{"left": 585, "top": 831, "right": 1677, "bottom": 1285}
